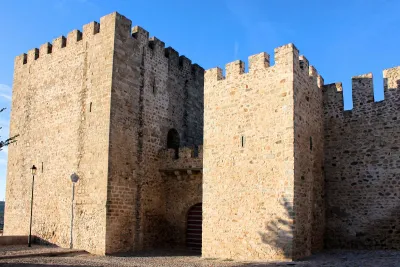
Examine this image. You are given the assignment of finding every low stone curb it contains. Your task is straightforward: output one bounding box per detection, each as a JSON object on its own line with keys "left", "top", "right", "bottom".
{"left": 0, "top": 249, "right": 87, "bottom": 260}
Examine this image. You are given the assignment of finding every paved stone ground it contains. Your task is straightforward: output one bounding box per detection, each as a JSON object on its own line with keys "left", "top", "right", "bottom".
{"left": 0, "top": 245, "right": 48, "bottom": 256}
{"left": 0, "top": 248, "right": 399, "bottom": 266}
{"left": 0, "top": 244, "right": 84, "bottom": 258}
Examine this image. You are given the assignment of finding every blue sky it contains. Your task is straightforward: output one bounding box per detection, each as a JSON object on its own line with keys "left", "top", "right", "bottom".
{"left": 0, "top": 0, "right": 400, "bottom": 200}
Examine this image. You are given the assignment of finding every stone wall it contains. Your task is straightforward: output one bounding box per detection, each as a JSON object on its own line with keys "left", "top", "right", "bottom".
{"left": 104, "top": 14, "right": 204, "bottom": 253}
{"left": 159, "top": 147, "right": 202, "bottom": 248}
{"left": 324, "top": 67, "right": 400, "bottom": 249}
{"left": 5, "top": 14, "right": 117, "bottom": 254}
{"left": 204, "top": 45, "right": 296, "bottom": 261}
{"left": 7, "top": 10, "right": 399, "bottom": 260}
{"left": 5, "top": 12, "right": 204, "bottom": 255}
{"left": 293, "top": 56, "right": 325, "bottom": 258}
{"left": 203, "top": 44, "right": 326, "bottom": 261}
{"left": 159, "top": 146, "right": 202, "bottom": 171}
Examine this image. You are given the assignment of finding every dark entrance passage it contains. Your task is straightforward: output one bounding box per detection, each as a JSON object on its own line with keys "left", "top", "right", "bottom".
{"left": 186, "top": 203, "right": 202, "bottom": 251}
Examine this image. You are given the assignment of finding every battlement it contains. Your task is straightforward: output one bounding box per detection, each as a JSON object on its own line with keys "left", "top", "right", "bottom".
{"left": 323, "top": 83, "right": 344, "bottom": 117}
{"left": 205, "top": 43, "right": 323, "bottom": 86}
{"left": 148, "top": 36, "right": 165, "bottom": 52}
{"left": 205, "top": 44, "right": 295, "bottom": 81}
{"left": 128, "top": 19, "right": 202, "bottom": 73}
{"left": 159, "top": 146, "right": 203, "bottom": 160}
{"left": 15, "top": 12, "right": 204, "bottom": 74}
{"left": 323, "top": 66, "right": 400, "bottom": 113}
{"left": 15, "top": 19, "right": 101, "bottom": 66}
{"left": 299, "top": 55, "right": 324, "bottom": 88}
{"left": 158, "top": 146, "right": 203, "bottom": 171}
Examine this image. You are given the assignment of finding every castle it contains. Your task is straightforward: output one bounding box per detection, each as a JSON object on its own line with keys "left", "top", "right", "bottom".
{"left": 4, "top": 12, "right": 400, "bottom": 261}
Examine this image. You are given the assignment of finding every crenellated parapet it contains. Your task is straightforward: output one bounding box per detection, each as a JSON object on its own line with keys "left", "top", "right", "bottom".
{"left": 15, "top": 19, "right": 101, "bottom": 66}
{"left": 299, "top": 55, "right": 324, "bottom": 88}
{"left": 205, "top": 43, "right": 324, "bottom": 89}
{"left": 323, "top": 66, "right": 400, "bottom": 115}
{"left": 383, "top": 66, "right": 400, "bottom": 100}
{"left": 128, "top": 20, "right": 203, "bottom": 75}
{"left": 352, "top": 73, "right": 374, "bottom": 110}
{"left": 205, "top": 44, "right": 295, "bottom": 82}
{"left": 158, "top": 146, "right": 203, "bottom": 174}
{"left": 148, "top": 36, "right": 165, "bottom": 54}
{"left": 15, "top": 12, "right": 204, "bottom": 76}
{"left": 323, "top": 83, "right": 344, "bottom": 118}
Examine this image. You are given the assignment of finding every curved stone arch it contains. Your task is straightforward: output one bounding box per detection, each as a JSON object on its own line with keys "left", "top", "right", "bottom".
{"left": 185, "top": 202, "right": 203, "bottom": 251}
{"left": 182, "top": 198, "right": 202, "bottom": 222}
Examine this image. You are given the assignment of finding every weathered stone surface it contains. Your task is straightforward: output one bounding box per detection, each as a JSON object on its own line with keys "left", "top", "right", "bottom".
{"left": 5, "top": 12, "right": 204, "bottom": 255}
{"left": 5, "top": 10, "right": 400, "bottom": 262}
{"left": 203, "top": 44, "right": 325, "bottom": 261}
{"left": 323, "top": 67, "right": 400, "bottom": 249}
{"left": 6, "top": 13, "right": 116, "bottom": 255}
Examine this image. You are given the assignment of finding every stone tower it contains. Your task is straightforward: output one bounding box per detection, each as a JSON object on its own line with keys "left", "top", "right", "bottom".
{"left": 203, "top": 44, "right": 325, "bottom": 260}
{"left": 5, "top": 12, "right": 204, "bottom": 255}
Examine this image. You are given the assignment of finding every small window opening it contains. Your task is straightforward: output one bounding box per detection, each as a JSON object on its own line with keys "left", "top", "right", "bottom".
{"left": 41, "top": 162, "right": 44, "bottom": 173}
{"left": 193, "top": 145, "right": 199, "bottom": 157}
{"left": 310, "top": 137, "right": 313, "bottom": 151}
{"left": 89, "top": 102, "right": 92, "bottom": 112}
{"left": 167, "top": 129, "right": 180, "bottom": 159}
{"left": 152, "top": 77, "right": 157, "bottom": 95}
{"left": 241, "top": 136, "right": 245, "bottom": 148}
{"left": 299, "top": 60, "right": 305, "bottom": 70}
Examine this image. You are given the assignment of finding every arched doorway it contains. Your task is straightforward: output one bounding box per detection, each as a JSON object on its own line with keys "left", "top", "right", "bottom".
{"left": 186, "top": 203, "right": 202, "bottom": 251}
{"left": 167, "top": 128, "right": 180, "bottom": 159}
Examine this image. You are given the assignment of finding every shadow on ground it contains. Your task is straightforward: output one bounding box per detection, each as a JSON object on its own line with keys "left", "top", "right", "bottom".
{"left": 110, "top": 248, "right": 201, "bottom": 257}
{"left": 0, "top": 265, "right": 101, "bottom": 267}
{"left": 1, "top": 250, "right": 400, "bottom": 267}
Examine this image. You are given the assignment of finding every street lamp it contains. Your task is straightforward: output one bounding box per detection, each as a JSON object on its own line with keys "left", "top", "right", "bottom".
{"left": 70, "top": 173, "right": 79, "bottom": 249}
{"left": 28, "top": 165, "right": 37, "bottom": 247}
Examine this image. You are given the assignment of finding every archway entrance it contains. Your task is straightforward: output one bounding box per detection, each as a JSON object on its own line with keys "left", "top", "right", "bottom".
{"left": 186, "top": 203, "right": 202, "bottom": 251}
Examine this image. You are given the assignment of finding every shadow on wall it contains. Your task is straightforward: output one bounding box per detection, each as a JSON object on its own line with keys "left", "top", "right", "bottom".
{"left": 258, "top": 198, "right": 294, "bottom": 259}
{"left": 325, "top": 76, "right": 400, "bottom": 249}
{"left": 326, "top": 203, "right": 400, "bottom": 249}
{"left": 364, "top": 205, "right": 400, "bottom": 249}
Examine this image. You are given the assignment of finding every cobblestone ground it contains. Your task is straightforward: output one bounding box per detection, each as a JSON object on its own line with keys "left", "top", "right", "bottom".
{"left": 0, "top": 249, "right": 399, "bottom": 267}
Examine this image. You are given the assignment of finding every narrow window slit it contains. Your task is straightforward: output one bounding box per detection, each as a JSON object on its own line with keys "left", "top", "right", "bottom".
{"left": 310, "top": 137, "right": 313, "bottom": 151}
{"left": 89, "top": 102, "right": 92, "bottom": 112}
{"left": 241, "top": 136, "right": 245, "bottom": 148}
{"left": 152, "top": 77, "right": 157, "bottom": 95}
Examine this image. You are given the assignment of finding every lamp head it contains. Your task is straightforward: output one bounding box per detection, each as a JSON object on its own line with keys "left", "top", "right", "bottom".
{"left": 70, "top": 173, "right": 79, "bottom": 183}
{"left": 31, "top": 165, "right": 37, "bottom": 176}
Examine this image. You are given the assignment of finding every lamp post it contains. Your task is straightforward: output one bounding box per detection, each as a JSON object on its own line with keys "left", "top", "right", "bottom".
{"left": 70, "top": 173, "right": 79, "bottom": 249}
{"left": 28, "top": 165, "right": 37, "bottom": 247}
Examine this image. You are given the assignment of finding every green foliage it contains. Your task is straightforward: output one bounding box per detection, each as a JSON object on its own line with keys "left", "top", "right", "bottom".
{"left": 0, "top": 108, "right": 18, "bottom": 150}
